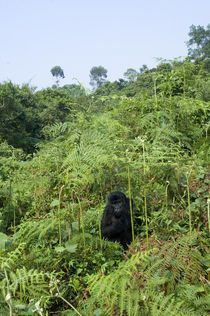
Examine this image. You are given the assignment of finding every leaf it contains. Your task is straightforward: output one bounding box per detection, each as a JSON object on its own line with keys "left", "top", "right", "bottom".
{"left": 50, "top": 199, "right": 59, "bottom": 207}
{"left": 0, "top": 232, "right": 9, "bottom": 250}
{"left": 94, "top": 308, "right": 102, "bottom": 316}
{"left": 5, "top": 293, "right": 11, "bottom": 301}
{"left": 15, "top": 304, "right": 27, "bottom": 310}
{"left": 65, "top": 241, "right": 77, "bottom": 253}
{"left": 54, "top": 246, "right": 65, "bottom": 253}
{"left": 194, "top": 285, "right": 205, "bottom": 293}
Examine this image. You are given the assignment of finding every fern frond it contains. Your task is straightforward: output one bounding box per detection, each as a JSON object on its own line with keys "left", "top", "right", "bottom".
{"left": 0, "top": 243, "right": 25, "bottom": 270}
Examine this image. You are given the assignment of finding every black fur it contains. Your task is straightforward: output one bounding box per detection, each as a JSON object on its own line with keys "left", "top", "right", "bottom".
{"left": 101, "top": 191, "right": 132, "bottom": 249}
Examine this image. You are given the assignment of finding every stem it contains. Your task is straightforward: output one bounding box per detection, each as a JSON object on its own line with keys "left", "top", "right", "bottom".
{"left": 9, "top": 179, "right": 16, "bottom": 233}
{"left": 144, "top": 191, "right": 148, "bottom": 246}
{"left": 165, "top": 181, "right": 170, "bottom": 212}
{"left": 153, "top": 76, "right": 158, "bottom": 108}
{"left": 110, "top": 167, "right": 113, "bottom": 191}
{"left": 165, "top": 181, "right": 170, "bottom": 230}
{"left": 58, "top": 185, "right": 65, "bottom": 246}
{"left": 186, "top": 174, "right": 192, "bottom": 235}
{"left": 4, "top": 268, "right": 13, "bottom": 316}
{"left": 58, "top": 293, "right": 82, "bottom": 316}
{"left": 98, "top": 213, "right": 103, "bottom": 250}
{"left": 142, "top": 141, "right": 149, "bottom": 247}
{"left": 183, "top": 65, "right": 186, "bottom": 98}
{"left": 207, "top": 199, "right": 210, "bottom": 234}
{"left": 78, "top": 198, "right": 86, "bottom": 248}
{"left": 127, "top": 165, "right": 135, "bottom": 245}
{"left": 98, "top": 192, "right": 103, "bottom": 251}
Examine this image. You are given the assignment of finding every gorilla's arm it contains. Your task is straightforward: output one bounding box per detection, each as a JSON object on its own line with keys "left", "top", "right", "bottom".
{"left": 101, "top": 208, "right": 124, "bottom": 238}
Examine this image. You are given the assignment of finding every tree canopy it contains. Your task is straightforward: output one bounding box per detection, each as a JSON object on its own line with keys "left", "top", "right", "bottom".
{"left": 187, "top": 24, "right": 210, "bottom": 70}
{"left": 50, "top": 65, "right": 65, "bottom": 87}
{"left": 89, "top": 65, "right": 108, "bottom": 89}
{"left": 124, "top": 68, "right": 138, "bottom": 82}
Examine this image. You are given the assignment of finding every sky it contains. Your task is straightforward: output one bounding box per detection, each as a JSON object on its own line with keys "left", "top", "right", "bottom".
{"left": 0, "top": 0, "right": 209, "bottom": 90}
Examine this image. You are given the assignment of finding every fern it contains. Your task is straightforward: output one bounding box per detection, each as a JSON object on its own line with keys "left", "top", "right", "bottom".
{"left": 77, "top": 234, "right": 208, "bottom": 316}
{"left": 14, "top": 214, "right": 58, "bottom": 246}
{"left": 0, "top": 243, "right": 25, "bottom": 270}
{"left": 1, "top": 266, "right": 58, "bottom": 308}
{"left": 0, "top": 243, "right": 59, "bottom": 313}
{"left": 81, "top": 251, "right": 151, "bottom": 315}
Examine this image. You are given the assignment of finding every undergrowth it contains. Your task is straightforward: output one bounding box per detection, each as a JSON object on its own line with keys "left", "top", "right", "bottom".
{"left": 0, "top": 59, "right": 209, "bottom": 315}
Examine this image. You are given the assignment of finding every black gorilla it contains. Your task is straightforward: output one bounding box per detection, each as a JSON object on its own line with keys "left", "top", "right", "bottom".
{"left": 101, "top": 191, "right": 132, "bottom": 249}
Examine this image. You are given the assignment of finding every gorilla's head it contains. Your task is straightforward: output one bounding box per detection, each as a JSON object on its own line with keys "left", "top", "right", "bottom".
{"left": 108, "top": 191, "right": 127, "bottom": 217}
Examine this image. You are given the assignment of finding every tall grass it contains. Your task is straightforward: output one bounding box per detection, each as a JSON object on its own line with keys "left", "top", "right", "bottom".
{"left": 58, "top": 185, "right": 64, "bottom": 246}
{"left": 78, "top": 197, "right": 86, "bottom": 248}
{"left": 208, "top": 199, "right": 210, "bottom": 234}
{"left": 142, "top": 140, "right": 149, "bottom": 247}
{"left": 127, "top": 165, "right": 135, "bottom": 245}
{"left": 186, "top": 173, "right": 192, "bottom": 235}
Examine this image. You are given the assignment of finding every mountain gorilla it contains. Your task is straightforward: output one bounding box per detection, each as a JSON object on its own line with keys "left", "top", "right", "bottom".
{"left": 101, "top": 191, "right": 132, "bottom": 249}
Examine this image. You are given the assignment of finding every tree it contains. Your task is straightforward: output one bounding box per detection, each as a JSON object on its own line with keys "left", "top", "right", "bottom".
{"left": 36, "top": 88, "right": 72, "bottom": 126}
{"left": 139, "top": 64, "right": 149, "bottom": 74}
{"left": 50, "top": 66, "right": 65, "bottom": 88}
{"left": 0, "top": 82, "right": 41, "bottom": 152}
{"left": 187, "top": 24, "right": 210, "bottom": 71}
{"left": 61, "top": 84, "right": 86, "bottom": 97}
{"left": 156, "top": 62, "right": 172, "bottom": 73}
{"left": 89, "top": 66, "right": 108, "bottom": 89}
{"left": 123, "top": 68, "right": 138, "bottom": 82}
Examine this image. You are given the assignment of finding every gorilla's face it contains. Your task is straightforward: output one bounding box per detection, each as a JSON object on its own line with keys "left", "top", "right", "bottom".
{"left": 108, "top": 192, "right": 126, "bottom": 216}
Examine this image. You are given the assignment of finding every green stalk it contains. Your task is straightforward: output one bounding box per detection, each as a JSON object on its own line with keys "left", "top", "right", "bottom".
{"left": 56, "top": 286, "right": 82, "bottom": 316}
{"left": 183, "top": 65, "right": 186, "bottom": 98}
{"left": 98, "top": 190, "right": 103, "bottom": 251}
{"left": 142, "top": 141, "right": 149, "bottom": 247}
{"left": 186, "top": 174, "right": 192, "bottom": 235}
{"left": 153, "top": 76, "right": 158, "bottom": 108}
{"left": 207, "top": 199, "right": 210, "bottom": 234}
{"left": 127, "top": 165, "right": 135, "bottom": 245}
{"left": 165, "top": 181, "right": 170, "bottom": 212}
{"left": 110, "top": 166, "right": 113, "bottom": 191}
{"left": 58, "top": 185, "right": 64, "bottom": 246}
{"left": 9, "top": 179, "right": 16, "bottom": 233}
{"left": 78, "top": 198, "right": 86, "bottom": 248}
{"left": 4, "top": 268, "right": 13, "bottom": 316}
{"left": 98, "top": 212, "right": 103, "bottom": 250}
{"left": 165, "top": 181, "right": 170, "bottom": 231}
{"left": 143, "top": 191, "right": 148, "bottom": 245}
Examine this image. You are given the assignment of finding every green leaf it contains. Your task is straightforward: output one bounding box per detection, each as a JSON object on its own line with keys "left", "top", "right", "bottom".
{"left": 0, "top": 232, "right": 9, "bottom": 250}
{"left": 194, "top": 285, "right": 205, "bottom": 293}
{"left": 55, "top": 246, "right": 65, "bottom": 253}
{"left": 50, "top": 199, "right": 59, "bottom": 207}
{"left": 15, "top": 304, "right": 27, "bottom": 310}
{"left": 65, "top": 241, "right": 77, "bottom": 253}
{"left": 94, "top": 309, "right": 102, "bottom": 316}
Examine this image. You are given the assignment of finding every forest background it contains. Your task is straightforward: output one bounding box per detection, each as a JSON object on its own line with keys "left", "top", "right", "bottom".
{"left": 0, "top": 24, "right": 209, "bottom": 315}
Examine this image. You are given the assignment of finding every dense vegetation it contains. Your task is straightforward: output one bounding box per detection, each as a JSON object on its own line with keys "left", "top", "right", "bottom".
{"left": 0, "top": 25, "right": 209, "bottom": 315}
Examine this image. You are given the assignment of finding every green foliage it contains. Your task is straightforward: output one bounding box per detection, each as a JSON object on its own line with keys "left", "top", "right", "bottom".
{"left": 0, "top": 242, "right": 59, "bottom": 314}
{"left": 50, "top": 65, "right": 65, "bottom": 79}
{"left": 0, "top": 55, "right": 209, "bottom": 314}
{"left": 0, "top": 82, "right": 41, "bottom": 152}
{"left": 36, "top": 87, "right": 73, "bottom": 128}
{"left": 124, "top": 68, "right": 138, "bottom": 82}
{"left": 187, "top": 24, "right": 210, "bottom": 71}
{"left": 50, "top": 65, "right": 65, "bottom": 88}
{"left": 90, "top": 66, "right": 108, "bottom": 89}
{"left": 61, "top": 84, "right": 86, "bottom": 97}
{"left": 78, "top": 234, "right": 209, "bottom": 316}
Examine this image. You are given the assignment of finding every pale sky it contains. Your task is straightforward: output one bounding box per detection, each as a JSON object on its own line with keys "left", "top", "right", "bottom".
{"left": 0, "top": 0, "right": 209, "bottom": 90}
